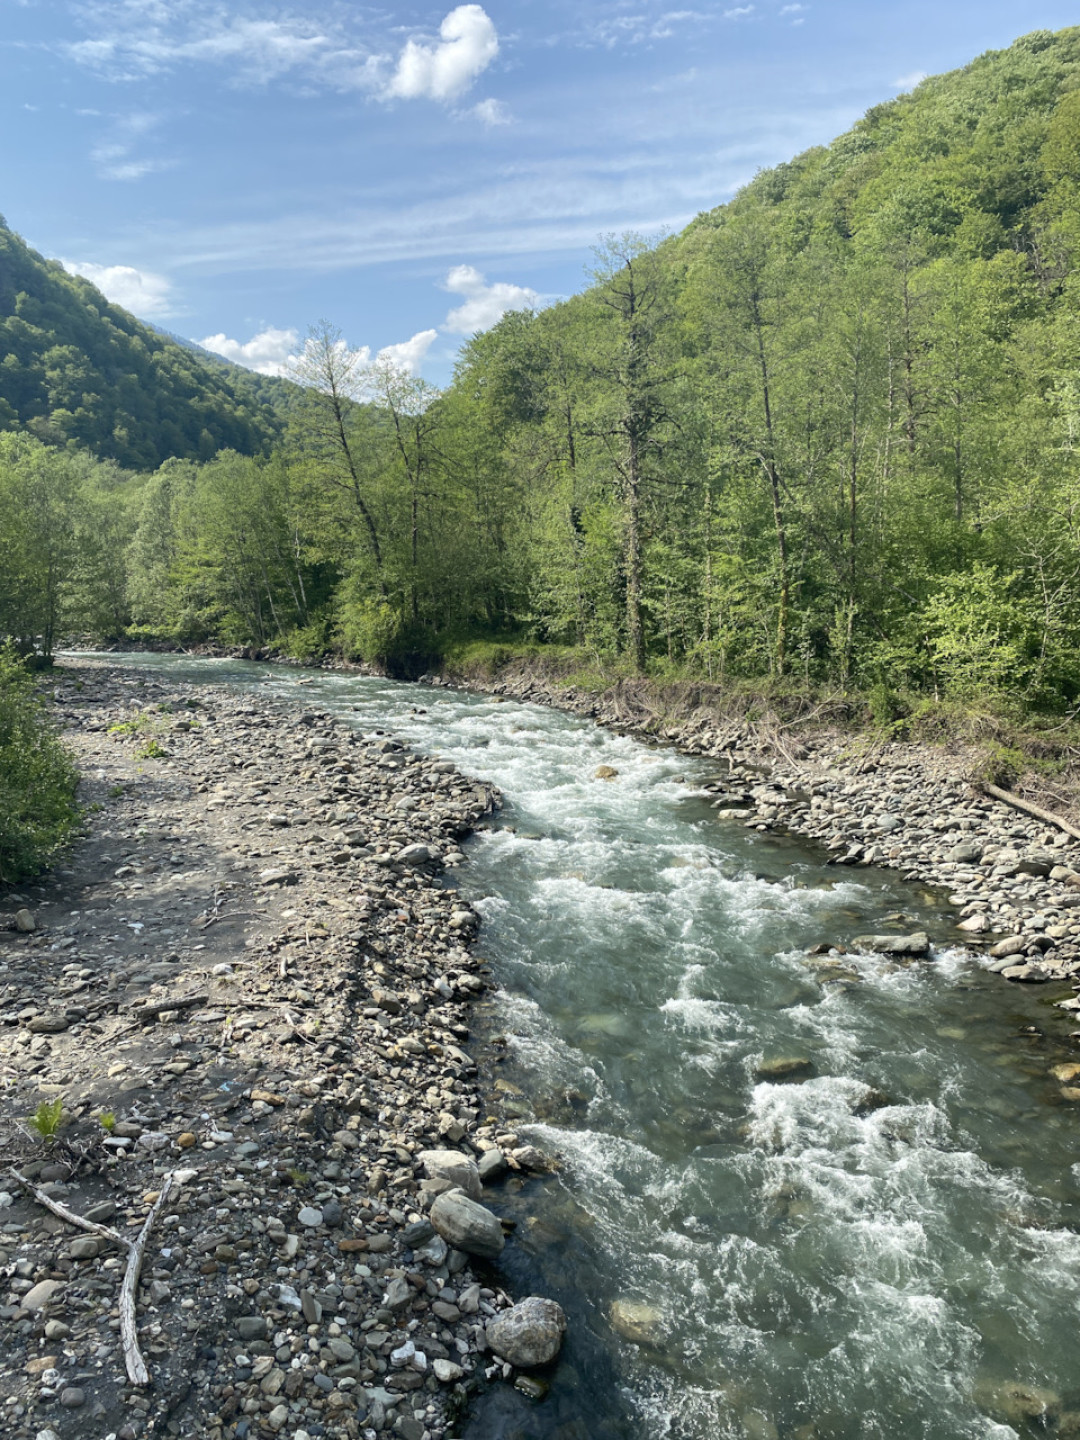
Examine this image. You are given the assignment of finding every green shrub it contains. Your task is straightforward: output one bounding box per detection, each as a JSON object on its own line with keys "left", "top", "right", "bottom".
{"left": 0, "top": 649, "right": 79, "bottom": 882}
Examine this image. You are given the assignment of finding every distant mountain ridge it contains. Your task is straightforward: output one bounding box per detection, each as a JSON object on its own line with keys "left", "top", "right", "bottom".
{"left": 0, "top": 218, "right": 298, "bottom": 469}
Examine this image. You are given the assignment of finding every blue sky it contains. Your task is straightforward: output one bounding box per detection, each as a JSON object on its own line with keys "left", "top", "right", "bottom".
{"left": 2, "top": 1, "right": 1078, "bottom": 383}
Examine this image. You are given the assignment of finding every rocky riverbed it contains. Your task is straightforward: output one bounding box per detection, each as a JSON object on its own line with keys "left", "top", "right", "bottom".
{"left": 434, "top": 668, "right": 1080, "bottom": 1003}
{"left": 0, "top": 659, "right": 564, "bottom": 1440}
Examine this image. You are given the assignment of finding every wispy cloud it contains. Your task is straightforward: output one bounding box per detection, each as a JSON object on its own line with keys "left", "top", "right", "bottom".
{"left": 472, "top": 97, "right": 512, "bottom": 126}
{"left": 62, "top": 257, "right": 174, "bottom": 316}
{"left": 64, "top": 2, "right": 500, "bottom": 103}
{"left": 723, "top": 6, "right": 754, "bottom": 18}
{"left": 86, "top": 109, "right": 171, "bottom": 181}
{"left": 894, "top": 69, "right": 927, "bottom": 90}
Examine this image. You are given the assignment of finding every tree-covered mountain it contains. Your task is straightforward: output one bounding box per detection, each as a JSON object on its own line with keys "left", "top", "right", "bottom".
{"left": 9, "top": 26, "right": 1080, "bottom": 717}
{"left": 0, "top": 218, "right": 297, "bottom": 469}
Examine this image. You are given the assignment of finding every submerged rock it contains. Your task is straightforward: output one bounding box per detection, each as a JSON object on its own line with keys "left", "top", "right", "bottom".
{"left": 609, "top": 1298, "right": 665, "bottom": 1347}
{"left": 755, "top": 1056, "right": 815, "bottom": 1082}
{"left": 487, "top": 1296, "right": 567, "bottom": 1367}
{"left": 850, "top": 932, "right": 929, "bottom": 957}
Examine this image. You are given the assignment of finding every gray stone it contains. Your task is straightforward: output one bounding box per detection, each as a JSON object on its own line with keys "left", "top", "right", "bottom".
{"left": 321, "top": 1199, "right": 343, "bottom": 1227}
{"left": 989, "top": 936, "right": 1026, "bottom": 959}
{"left": 14, "top": 908, "right": 36, "bottom": 933}
{"left": 21, "top": 1279, "right": 63, "bottom": 1312}
{"left": 297, "top": 1206, "right": 323, "bottom": 1227}
{"left": 478, "top": 1148, "right": 508, "bottom": 1183}
{"left": 429, "top": 1191, "right": 504, "bottom": 1259}
{"left": 402, "top": 1219, "right": 435, "bottom": 1248}
{"left": 418, "top": 1149, "right": 482, "bottom": 1200}
{"left": 383, "top": 1277, "right": 413, "bottom": 1311}
{"left": 236, "top": 1315, "right": 268, "bottom": 1340}
{"left": 948, "top": 841, "right": 983, "bottom": 864}
{"left": 59, "top": 1388, "right": 85, "bottom": 1409}
{"left": 486, "top": 1296, "right": 567, "bottom": 1368}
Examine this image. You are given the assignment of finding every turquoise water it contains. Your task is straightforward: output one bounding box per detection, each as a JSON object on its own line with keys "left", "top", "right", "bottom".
{"left": 90, "top": 656, "right": 1080, "bottom": 1439}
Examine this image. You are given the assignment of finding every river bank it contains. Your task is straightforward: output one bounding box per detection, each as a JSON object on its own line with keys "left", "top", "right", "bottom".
{"left": 429, "top": 659, "right": 1080, "bottom": 1003}
{"left": 0, "top": 658, "right": 557, "bottom": 1440}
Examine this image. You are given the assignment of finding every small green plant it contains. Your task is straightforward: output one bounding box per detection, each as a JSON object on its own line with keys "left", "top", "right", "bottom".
{"left": 29, "top": 1096, "right": 64, "bottom": 1141}
{"left": 108, "top": 714, "right": 150, "bottom": 736}
{"left": 287, "top": 1167, "right": 309, "bottom": 1187}
{"left": 108, "top": 784, "right": 125, "bottom": 798}
{"left": 137, "top": 739, "right": 168, "bottom": 760}
{"left": 98, "top": 1109, "right": 116, "bottom": 1133}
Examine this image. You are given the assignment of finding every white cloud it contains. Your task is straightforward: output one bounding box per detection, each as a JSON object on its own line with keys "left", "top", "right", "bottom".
{"left": 472, "top": 97, "right": 511, "bottom": 126}
{"left": 724, "top": 6, "right": 754, "bottom": 17}
{"left": 894, "top": 70, "right": 927, "bottom": 90}
{"left": 779, "top": 4, "right": 806, "bottom": 13}
{"left": 387, "top": 5, "right": 498, "bottom": 102}
{"left": 197, "top": 326, "right": 301, "bottom": 376}
{"left": 440, "top": 264, "right": 540, "bottom": 334}
{"left": 62, "top": 259, "right": 174, "bottom": 317}
{"left": 376, "top": 329, "right": 439, "bottom": 376}
{"left": 65, "top": 3, "right": 499, "bottom": 106}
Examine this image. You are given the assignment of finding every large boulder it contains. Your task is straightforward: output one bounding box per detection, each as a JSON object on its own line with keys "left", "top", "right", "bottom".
{"left": 418, "top": 1149, "right": 482, "bottom": 1200}
{"left": 486, "top": 1296, "right": 566, "bottom": 1368}
{"left": 429, "top": 1191, "right": 504, "bottom": 1259}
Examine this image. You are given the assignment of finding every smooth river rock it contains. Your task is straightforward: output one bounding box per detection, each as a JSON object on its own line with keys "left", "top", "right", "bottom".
{"left": 486, "top": 1296, "right": 567, "bottom": 1368}
{"left": 429, "top": 1190, "right": 504, "bottom": 1259}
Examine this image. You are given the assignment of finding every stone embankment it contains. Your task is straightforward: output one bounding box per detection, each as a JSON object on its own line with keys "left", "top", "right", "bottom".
{"left": 431, "top": 668, "right": 1080, "bottom": 999}
{"left": 0, "top": 660, "right": 563, "bottom": 1440}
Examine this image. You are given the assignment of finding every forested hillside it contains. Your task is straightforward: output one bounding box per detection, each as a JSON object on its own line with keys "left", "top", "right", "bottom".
{"left": 0, "top": 219, "right": 296, "bottom": 468}
{"left": 6, "top": 26, "right": 1080, "bottom": 714}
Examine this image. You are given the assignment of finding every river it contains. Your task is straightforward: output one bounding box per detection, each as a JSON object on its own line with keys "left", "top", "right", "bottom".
{"left": 83, "top": 655, "right": 1080, "bottom": 1440}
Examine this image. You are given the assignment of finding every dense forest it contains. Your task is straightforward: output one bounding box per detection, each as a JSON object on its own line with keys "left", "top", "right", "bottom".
{"left": 0, "top": 220, "right": 297, "bottom": 468}
{"left": 5, "top": 26, "right": 1080, "bottom": 712}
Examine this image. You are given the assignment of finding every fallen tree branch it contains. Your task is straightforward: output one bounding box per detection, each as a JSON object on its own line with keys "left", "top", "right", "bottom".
{"left": 7, "top": 1168, "right": 126, "bottom": 1247}
{"left": 120, "top": 1174, "right": 176, "bottom": 1385}
{"left": 9, "top": 1166, "right": 180, "bottom": 1386}
{"left": 977, "top": 781, "right": 1080, "bottom": 841}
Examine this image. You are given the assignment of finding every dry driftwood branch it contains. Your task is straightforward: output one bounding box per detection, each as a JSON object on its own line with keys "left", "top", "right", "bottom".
{"left": 7, "top": 1168, "right": 126, "bottom": 1247}
{"left": 9, "top": 1165, "right": 180, "bottom": 1386}
{"left": 978, "top": 781, "right": 1080, "bottom": 841}
{"left": 120, "top": 1174, "right": 176, "bottom": 1385}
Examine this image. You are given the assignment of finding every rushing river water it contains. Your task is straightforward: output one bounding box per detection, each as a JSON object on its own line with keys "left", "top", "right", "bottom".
{"left": 86, "top": 656, "right": 1080, "bottom": 1440}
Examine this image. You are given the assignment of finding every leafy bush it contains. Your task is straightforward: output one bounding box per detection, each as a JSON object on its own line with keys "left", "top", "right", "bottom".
{"left": 0, "top": 649, "right": 80, "bottom": 882}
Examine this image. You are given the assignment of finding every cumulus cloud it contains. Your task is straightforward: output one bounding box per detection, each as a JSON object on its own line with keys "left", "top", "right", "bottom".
{"left": 387, "top": 5, "right": 498, "bottom": 102}
{"left": 197, "top": 326, "right": 301, "bottom": 376}
{"left": 376, "top": 329, "right": 439, "bottom": 376}
{"left": 440, "top": 264, "right": 539, "bottom": 334}
{"left": 62, "top": 259, "right": 174, "bottom": 317}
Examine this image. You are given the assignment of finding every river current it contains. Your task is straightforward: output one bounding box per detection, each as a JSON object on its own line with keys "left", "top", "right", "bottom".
{"left": 87, "top": 656, "right": 1080, "bottom": 1440}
